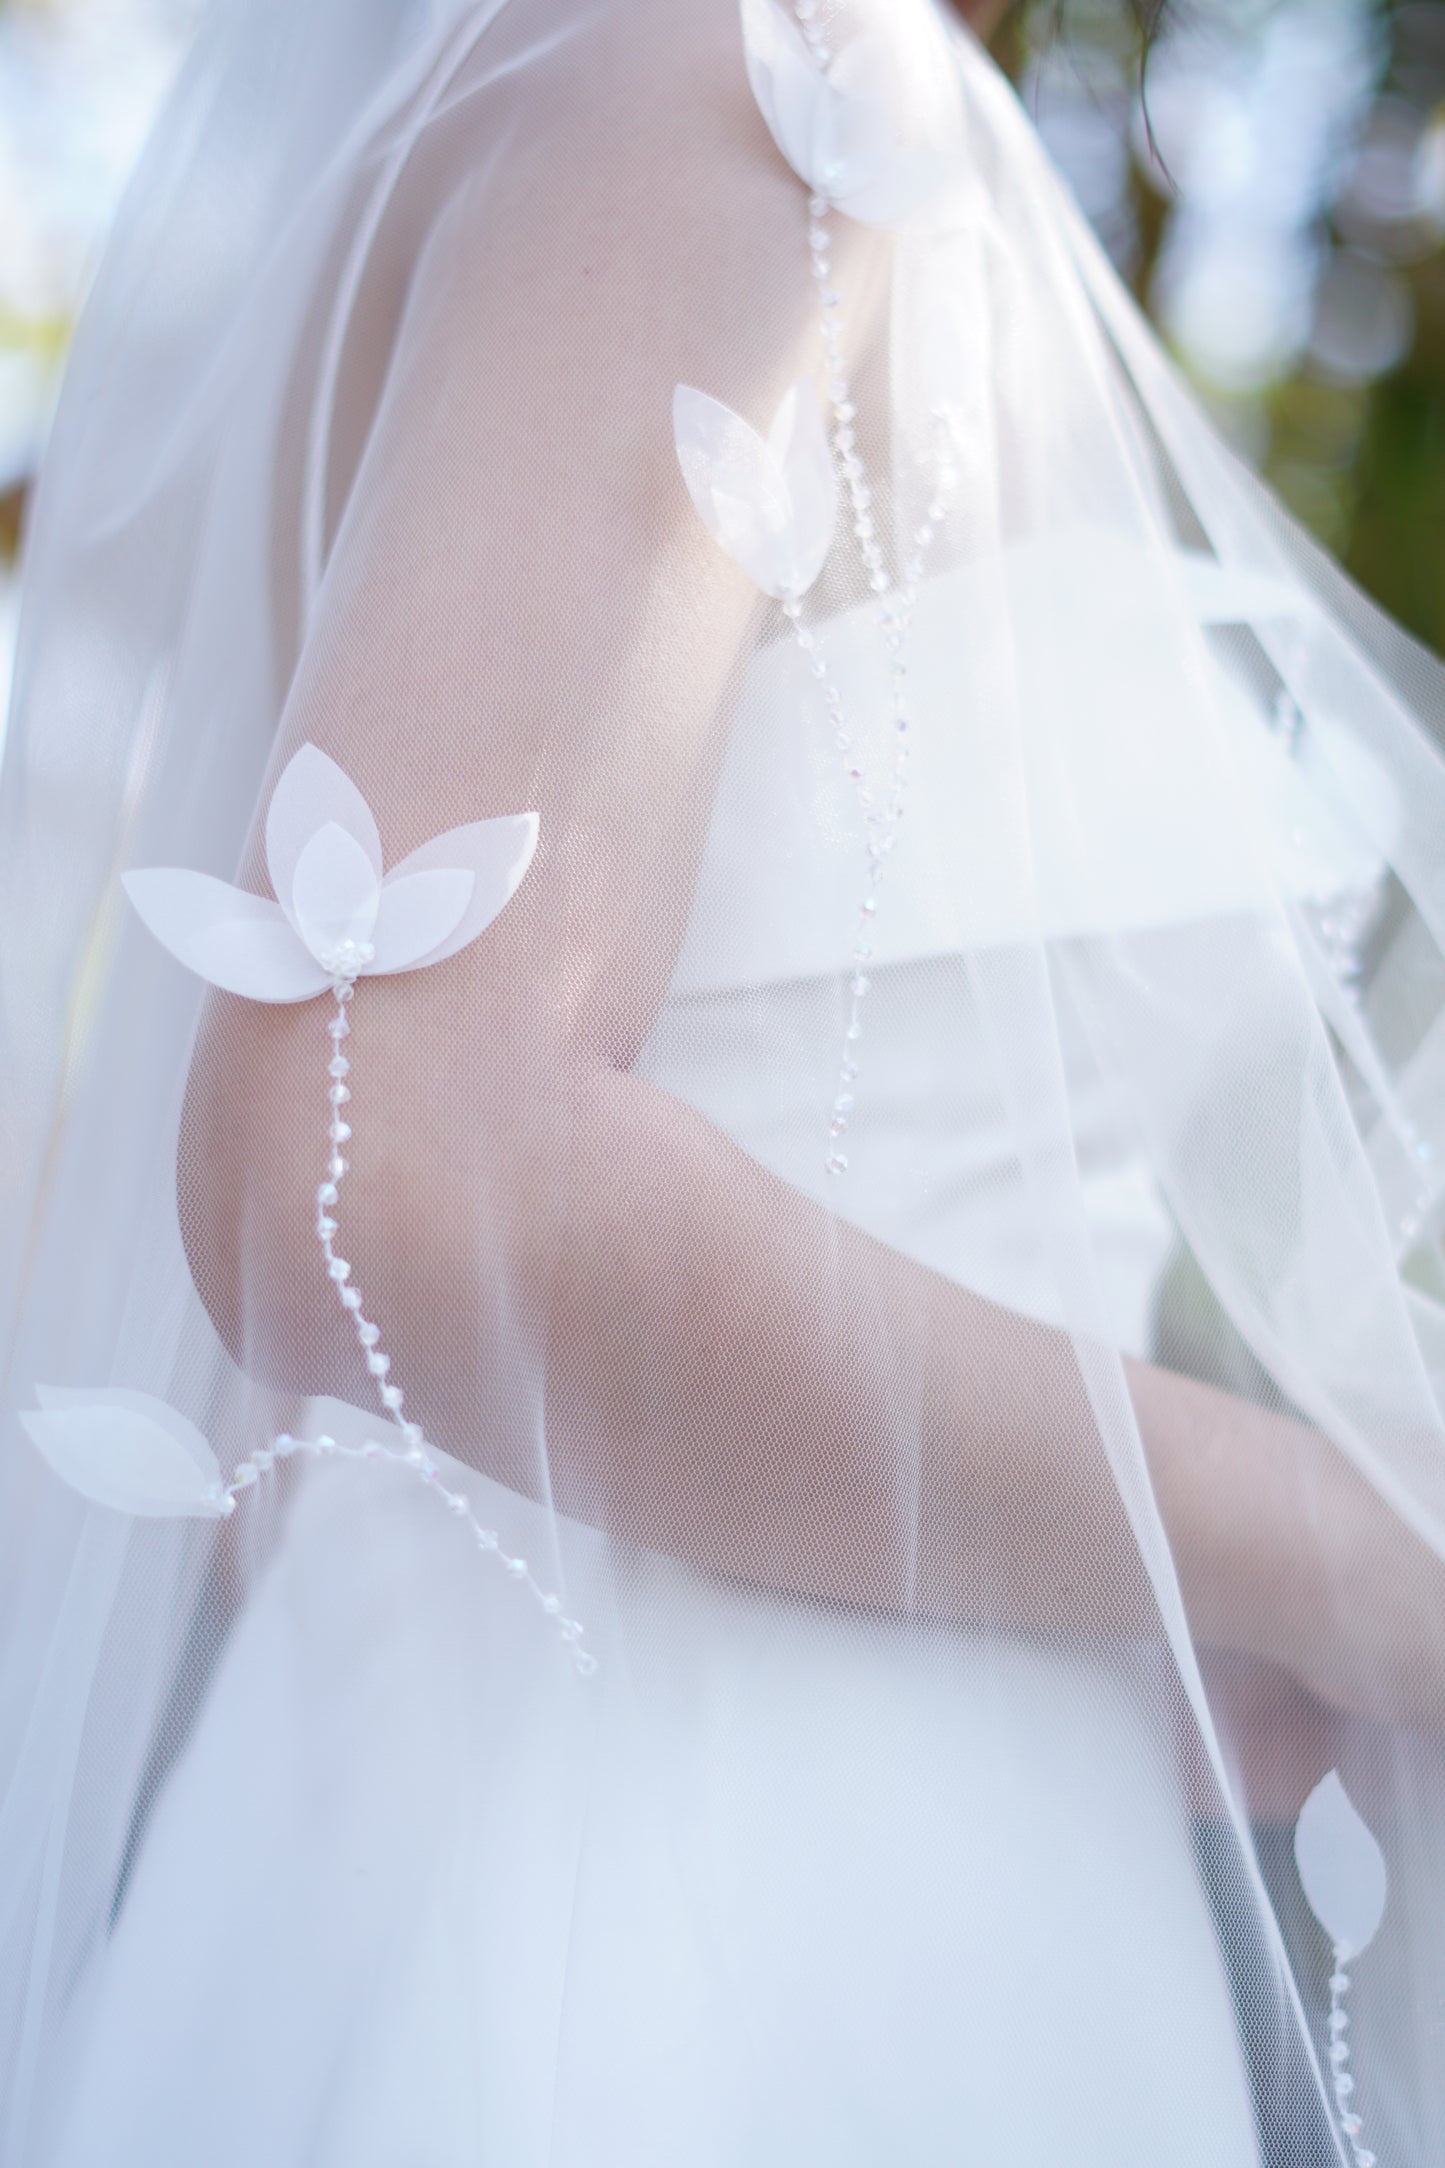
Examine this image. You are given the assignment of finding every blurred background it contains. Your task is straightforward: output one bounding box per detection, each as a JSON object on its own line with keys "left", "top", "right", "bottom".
{"left": 1, "top": 0, "right": 1444, "bottom": 719}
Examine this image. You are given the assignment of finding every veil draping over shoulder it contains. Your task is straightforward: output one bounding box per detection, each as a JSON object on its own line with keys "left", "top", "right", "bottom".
{"left": 2, "top": 0, "right": 1444, "bottom": 2159}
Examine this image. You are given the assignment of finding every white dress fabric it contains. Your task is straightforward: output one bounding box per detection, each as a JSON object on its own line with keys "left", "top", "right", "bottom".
{"left": 51, "top": 906, "right": 1260, "bottom": 2166}
{"left": 5, "top": 0, "right": 1445, "bottom": 2160}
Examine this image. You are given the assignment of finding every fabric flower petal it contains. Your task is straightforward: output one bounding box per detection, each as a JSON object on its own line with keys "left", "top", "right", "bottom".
{"left": 370, "top": 868, "right": 475, "bottom": 973}
{"left": 265, "top": 743, "right": 384, "bottom": 941}
{"left": 769, "top": 382, "right": 835, "bottom": 597}
{"left": 22, "top": 1387, "right": 228, "bottom": 1519}
{"left": 381, "top": 813, "right": 538, "bottom": 969}
{"left": 123, "top": 868, "right": 332, "bottom": 1001}
{"left": 740, "top": 0, "right": 826, "bottom": 188}
{"left": 675, "top": 385, "right": 806, "bottom": 599}
{"left": 1294, "top": 1769, "right": 1388, "bottom": 1957}
{"left": 291, "top": 820, "right": 383, "bottom": 968}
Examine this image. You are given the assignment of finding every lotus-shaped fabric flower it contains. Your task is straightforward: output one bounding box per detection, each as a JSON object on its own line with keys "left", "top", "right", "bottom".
{"left": 20, "top": 1387, "right": 228, "bottom": 1519}
{"left": 123, "top": 743, "right": 539, "bottom": 1001}
{"left": 740, "top": 0, "right": 964, "bottom": 228}
{"left": 1294, "top": 1768, "right": 1388, "bottom": 1958}
{"left": 674, "top": 380, "right": 835, "bottom": 600}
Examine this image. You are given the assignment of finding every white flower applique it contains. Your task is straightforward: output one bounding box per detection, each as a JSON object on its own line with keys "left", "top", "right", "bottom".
{"left": 740, "top": 0, "right": 965, "bottom": 228}
{"left": 1294, "top": 1769, "right": 1388, "bottom": 2164}
{"left": 672, "top": 379, "right": 836, "bottom": 600}
{"left": 19, "top": 745, "right": 594, "bottom": 1670}
{"left": 123, "top": 740, "right": 538, "bottom": 1001}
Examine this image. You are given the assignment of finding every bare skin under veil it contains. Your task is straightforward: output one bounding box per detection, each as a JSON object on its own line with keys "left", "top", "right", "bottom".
{"left": 2, "top": 0, "right": 1445, "bottom": 2159}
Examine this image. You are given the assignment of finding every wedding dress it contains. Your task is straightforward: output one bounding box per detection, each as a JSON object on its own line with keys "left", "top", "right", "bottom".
{"left": 4, "top": 2, "right": 1445, "bottom": 2163}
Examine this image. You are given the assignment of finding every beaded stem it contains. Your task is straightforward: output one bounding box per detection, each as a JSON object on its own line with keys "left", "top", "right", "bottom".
{"left": 795, "top": 176, "right": 959, "bottom": 1177}
{"left": 221, "top": 977, "right": 596, "bottom": 1677}
{"left": 1326, "top": 1944, "right": 1377, "bottom": 2168}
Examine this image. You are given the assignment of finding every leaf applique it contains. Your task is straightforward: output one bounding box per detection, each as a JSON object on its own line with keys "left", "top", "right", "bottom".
{"left": 1294, "top": 1769, "right": 1388, "bottom": 1958}
{"left": 21, "top": 1387, "right": 229, "bottom": 1519}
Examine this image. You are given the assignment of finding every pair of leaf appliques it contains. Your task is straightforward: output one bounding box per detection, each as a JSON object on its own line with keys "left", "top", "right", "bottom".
{"left": 672, "top": 1, "right": 971, "bottom": 603}
{"left": 125, "top": 742, "right": 537, "bottom": 1002}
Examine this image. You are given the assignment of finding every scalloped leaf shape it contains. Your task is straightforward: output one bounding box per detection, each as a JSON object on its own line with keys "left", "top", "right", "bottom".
{"left": 22, "top": 1387, "right": 228, "bottom": 1519}
{"left": 1294, "top": 1769, "right": 1388, "bottom": 1958}
{"left": 125, "top": 744, "right": 539, "bottom": 1001}
{"left": 674, "top": 380, "right": 835, "bottom": 599}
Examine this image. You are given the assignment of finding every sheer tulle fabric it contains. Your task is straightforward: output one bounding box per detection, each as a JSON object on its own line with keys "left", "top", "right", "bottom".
{"left": 1, "top": 0, "right": 1443, "bottom": 2160}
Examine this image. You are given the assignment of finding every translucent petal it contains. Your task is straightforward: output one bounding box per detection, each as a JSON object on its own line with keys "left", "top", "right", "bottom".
{"left": 123, "top": 869, "right": 331, "bottom": 1001}
{"left": 370, "top": 867, "right": 474, "bottom": 973}
{"left": 739, "top": 0, "right": 824, "bottom": 189}
{"left": 769, "top": 382, "right": 835, "bottom": 597}
{"left": 381, "top": 814, "right": 539, "bottom": 969}
{"left": 1294, "top": 1770, "right": 1388, "bottom": 1957}
{"left": 265, "top": 742, "right": 383, "bottom": 938}
{"left": 23, "top": 1388, "right": 226, "bottom": 1519}
{"left": 291, "top": 820, "right": 382, "bottom": 965}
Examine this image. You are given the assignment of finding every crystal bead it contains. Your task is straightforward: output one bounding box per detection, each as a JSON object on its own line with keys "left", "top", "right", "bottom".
{"left": 328, "top": 1257, "right": 350, "bottom": 1282}
{"left": 1341, "top": 2115, "right": 1363, "bottom": 2137}
{"left": 445, "top": 1493, "right": 469, "bottom": 1517}
{"left": 1335, "top": 2075, "right": 1355, "bottom": 2099}
{"left": 574, "top": 1651, "right": 599, "bottom": 1677}
{"left": 381, "top": 1384, "right": 404, "bottom": 1411}
{"left": 358, "top": 1322, "right": 380, "bottom": 1346}
{"left": 476, "top": 1528, "right": 498, "bottom": 1550}
{"left": 316, "top": 1214, "right": 337, "bottom": 1237}
{"left": 542, "top": 1594, "right": 561, "bottom": 1615}
{"left": 330, "top": 1121, "right": 352, "bottom": 1145}
{"left": 328, "top": 1056, "right": 350, "bottom": 1079}
{"left": 1356, "top": 2151, "right": 1376, "bottom": 2166}
{"left": 505, "top": 1556, "right": 528, "bottom": 1578}
{"left": 329, "top": 1083, "right": 350, "bottom": 1106}
{"left": 330, "top": 1155, "right": 347, "bottom": 1180}
{"left": 317, "top": 1181, "right": 339, "bottom": 1206}
{"left": 825, "top": 1151, "right": 849, "bottom": 1175}
{"left": 341, "top": 1287, "right": 362, "bottom": 1312}
{"left": 366, "top": 1351, "right": 390, "bottom": 1377}
{"left": 327, "top": 1016, "right": 350, "bottom": 1041}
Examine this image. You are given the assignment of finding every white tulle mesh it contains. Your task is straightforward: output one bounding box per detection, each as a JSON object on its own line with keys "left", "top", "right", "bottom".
{"left": 2, "top": 0, "right": 1444, "bottom": 2161}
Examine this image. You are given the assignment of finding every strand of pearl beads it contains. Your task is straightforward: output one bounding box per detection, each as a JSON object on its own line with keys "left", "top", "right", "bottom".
{"left": 216, "top": 953, "right": 594, "bottom": 1674}
{"left": 791, "top": 184, "right": 958, "bottom": 1175}
{"left": 1326, "top": 1943, "right": 1376, "bottom": 2168}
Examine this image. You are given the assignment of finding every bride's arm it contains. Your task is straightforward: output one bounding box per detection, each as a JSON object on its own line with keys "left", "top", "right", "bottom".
{"left": 179, "top": 0, "right": 1445, "bottom": 1733}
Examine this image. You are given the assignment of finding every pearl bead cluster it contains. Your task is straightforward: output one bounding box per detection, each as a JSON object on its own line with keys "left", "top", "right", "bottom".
{"left": 222, "top": 980, "right": 596, "bottom": 1677}
{"left": 1325, "top": 1942, "right": 1377, "bottom": 2168}
{"left": 784, "top": 12, "right": 960, "bottom": 1175}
